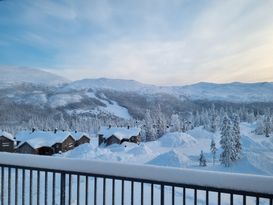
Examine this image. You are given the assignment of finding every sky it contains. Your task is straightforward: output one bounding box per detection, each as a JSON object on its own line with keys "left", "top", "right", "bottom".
{"left": 0, "top": 0, "right": 273, "bottom": 85}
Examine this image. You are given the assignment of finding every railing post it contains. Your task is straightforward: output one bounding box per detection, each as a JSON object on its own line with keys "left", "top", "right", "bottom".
{"left": 161, "top": 184, "right": 164, "bottom": 205}
{"left": 60, "top": 173, "right": 66, "bottom": 205}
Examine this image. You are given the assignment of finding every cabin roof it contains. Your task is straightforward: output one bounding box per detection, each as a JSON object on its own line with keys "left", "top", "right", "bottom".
{"left": 16, "top": 130, "right": 74, "bottom": 149}
{"left": 72, "top": 131, "right": 89, "bottom": 140}
{"left": 98, "top": 127, "right": 141, "bottom": 140}
{"left": 0, "top": 131, "right": 14, "bottom": 142}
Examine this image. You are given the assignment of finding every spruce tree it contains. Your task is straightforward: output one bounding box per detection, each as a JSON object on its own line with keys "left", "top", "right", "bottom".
{"left": 210, "top": 138, "right": 217, "bottom": 166}
{"left": 264, "top": 116, "right": 271, "bottom": 138}
{"left": 232, "top": 114, "right": 242, "bottom": 160}
{"left": 199, "top": 150, "right": 207, "bottom": 167}
{"left": 220, "top": 115, "right": 236, "bottom": 167}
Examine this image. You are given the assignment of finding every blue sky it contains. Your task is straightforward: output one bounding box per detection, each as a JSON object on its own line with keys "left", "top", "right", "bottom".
{"left": 0, "top": 0, "right": 273, "bottom": 85}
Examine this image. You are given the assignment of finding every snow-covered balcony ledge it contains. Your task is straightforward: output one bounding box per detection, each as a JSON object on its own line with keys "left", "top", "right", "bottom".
{"left": 0, "top": 152, "right": 272, "bottom": 204}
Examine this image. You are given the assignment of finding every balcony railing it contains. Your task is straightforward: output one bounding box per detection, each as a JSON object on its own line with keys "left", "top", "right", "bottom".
{"left": 0, "top": 152, "right": 272, "bottom": 205}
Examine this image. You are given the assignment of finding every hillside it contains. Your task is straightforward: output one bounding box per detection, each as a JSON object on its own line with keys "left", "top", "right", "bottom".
{"left": 0, "top": 66, "right": 69, "bottom": 87}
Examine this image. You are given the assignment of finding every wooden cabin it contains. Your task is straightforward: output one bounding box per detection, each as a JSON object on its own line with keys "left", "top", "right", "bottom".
{"left": 16, "top": 142, "right": 37, "bottom": 155}
{"left": 0, "top": 131, "right": 15, "bottom": 152}
{"left": 98, "top": 126, "right": 141, "bottom": 146}
{"left": 15, "top": 130, "right": 76, "bottom": 155}
{"left": 52, "top": 135, "right": 75, "bottom": 153}
{"left": 73, "top": 131, "right": 90, "bottom": 147}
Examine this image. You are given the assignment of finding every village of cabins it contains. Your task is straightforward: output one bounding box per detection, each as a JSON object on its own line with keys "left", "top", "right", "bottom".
{"left": 0, "top": 126, "right": 141, "bottom": 155}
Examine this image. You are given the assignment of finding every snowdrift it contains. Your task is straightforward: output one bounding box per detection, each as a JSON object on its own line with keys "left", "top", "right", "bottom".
{"left": 127, "top": 143, "right": 153, "bottom": 156}
{"left": 159, "top": 132, "right": 197, "bottom": 147}
{"left": 147, "top": 150, "right": 190, "bottom": 168}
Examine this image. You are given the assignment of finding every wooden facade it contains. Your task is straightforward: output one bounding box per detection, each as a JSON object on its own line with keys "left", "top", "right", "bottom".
{"left": 52, "top": 135, "right": 75, "bottom": 153}
{"left": 0, "top": 136, "right": 15, "bottom": 153}
{"left": 37, "top": 146, "right": 54, "bottom": 155}
{"left": 75, "top": 135, "right": 90, "bottom": 147}
{"left": 106, "top": 135, "right": 121, "bottom": 146}
{"left": 99, "top": 134, "right": 141, "bottom": 146}
{"left": 16, "top": 142, "right": 37, "bottom": 155}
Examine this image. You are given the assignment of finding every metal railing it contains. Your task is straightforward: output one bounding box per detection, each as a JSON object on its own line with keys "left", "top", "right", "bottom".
{"left": 0, "top": 152, "right": 272, "bottom": 205}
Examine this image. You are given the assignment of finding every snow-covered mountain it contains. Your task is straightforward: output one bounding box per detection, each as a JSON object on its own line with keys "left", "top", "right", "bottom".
{"left": 0, "top": 66, "right": 69, "bottom": 87}
{"left": 63, "top": 78, "right": 273, "bottom": 103}
{"left": 175, "top": 82, "right": 273, "bottom": 103}
{"left": 63, "top": 78, "right": 161, "bottom": 93}
{"left": 2, "top": 67, "right": 273, "bottom": 103}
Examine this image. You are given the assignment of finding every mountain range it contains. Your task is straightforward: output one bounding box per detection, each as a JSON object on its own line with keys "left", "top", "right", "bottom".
{"left": 1, "top": 66, "right": 273, "bottom": 104}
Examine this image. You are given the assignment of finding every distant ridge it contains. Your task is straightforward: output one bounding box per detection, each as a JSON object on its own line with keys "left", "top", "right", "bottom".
{"left": 64, "top": 78, "right": 273, "bottom": 102}
{"left": 0, "top": 66, "right": 69, "bottom": 86}
{"left": 1, "top": 66, "right": 273, "bottom": 103}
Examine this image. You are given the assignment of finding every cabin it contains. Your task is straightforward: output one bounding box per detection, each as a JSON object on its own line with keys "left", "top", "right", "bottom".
{"left": 73, "top": 131, "right": 90, "bottom": 147}
{"left": 0, "top": 131, "right": 15, "bottom": 152}
{"left": 52, "top": 134, "right": 75, "bottom": 153}
{"left": 16, "top": 142, "right": 37, "bottom": 155}
{"left": 15, "top": 130, "right": 76, "bottom": 155}
{"left": 98, "top": 126, "right": 141, "bottom": 146}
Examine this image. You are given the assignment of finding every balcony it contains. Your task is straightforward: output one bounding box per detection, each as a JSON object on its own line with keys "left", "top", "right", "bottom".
{"left": 0, "top": 152, "right": 272, "bottom": 205}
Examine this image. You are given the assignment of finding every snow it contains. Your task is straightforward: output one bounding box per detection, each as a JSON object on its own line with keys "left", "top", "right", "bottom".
{"left": 159, "top": 132, "right": 197, "bottom": 147}
{"left": 49, "top": 93, "right": 82, "bottom": 108}
{"left": 53, "top": 123, "right": 273, "bottom": 178}
{"left": 98, "top": 126, "right": 141, "bottom": 140}
{"left": 148, "top": 150, "right": 190, "bottom": 168}
{"left": 0, "top": 152, "right": 273, "bottom": 195}
{"left": 71, "top": 131, "right": 89, "bottom": 140}
{"left": 98, "top": 100, "right": 131, "bottom": 120}
{"left": 0, "top": 131, "right": 14, "bottom": 141}
{"left": 127, "top": 143, "right": 153, "bottom": 156}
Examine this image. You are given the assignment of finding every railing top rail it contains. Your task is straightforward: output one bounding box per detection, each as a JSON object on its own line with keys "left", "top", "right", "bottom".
{"left": 0, "top": 152, "right": 272, "bottom": 195}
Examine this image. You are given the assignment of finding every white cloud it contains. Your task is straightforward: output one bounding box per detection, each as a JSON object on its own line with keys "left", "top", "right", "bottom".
{"left": 2, "top": 0, "right": 273, "bottom": 85}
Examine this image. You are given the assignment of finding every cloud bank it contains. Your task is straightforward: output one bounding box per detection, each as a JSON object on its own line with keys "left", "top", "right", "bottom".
{"left": 0, "top": 0, "right": 273, "bottom": 85}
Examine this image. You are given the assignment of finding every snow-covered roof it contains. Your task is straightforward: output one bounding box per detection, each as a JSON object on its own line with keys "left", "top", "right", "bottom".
{"left": 72, "top": 131, "right": 89, "bottom": 140}
{"left": 0, "top": 131, "right": 15, "bottom": 141}
{"left": 98, "top": 126, "right": 141, "bottom": 140}
{"left": 16, "top": 130, "right": 74, "bottom": 149}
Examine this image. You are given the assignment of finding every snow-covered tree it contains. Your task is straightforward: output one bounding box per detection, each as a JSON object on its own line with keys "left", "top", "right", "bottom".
{"left": 220, "top": 115, "right": 236, "bottom": 167}
{"left": 170, "top": 114, "right": 181, "bottom": 132}
{"left": 210, "top": 138, "right": 217, "bottom": 166}
{"left": 199, "top": 150, "right": 207, "bottom": 167}
{"left": 154, "top": 105, "right": 167, "bottom": 138}
{"left": 264, "top": 116, "right": 271, "bottom": 138}
{"left": 232, "top": 114, "right": 242, "bottom": 160}
{"left": 143, "top": 109, "right": 157, "bottom": 141}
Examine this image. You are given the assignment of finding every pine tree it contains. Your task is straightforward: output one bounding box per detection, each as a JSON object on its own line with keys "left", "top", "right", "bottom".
{"left": 220, "top": 115, "right": 236, "bottom": 167}
{"left": 232, "top": 114, "right": 242, "bottom": 160}
{"left": 154, "top": 105, "right": 167, "bottom": 138}
{"left": 144, "top": 110, "right": 157, "bottom": 141}
{"left": 210, "top": 138, "right": 217, "bottom": 166}
{"left": 264, "top": 116, "right": 271, "bottom": 138}
{"left": 199, "top": 150, "right": 207, "bottom": 167}
{"left": 170, "top": 114, "right": 181, "bottom": 132}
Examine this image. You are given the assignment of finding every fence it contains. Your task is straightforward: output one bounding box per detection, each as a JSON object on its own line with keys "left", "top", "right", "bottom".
{"left": 0, "top": 152, "right": 272, "bottom": 205}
